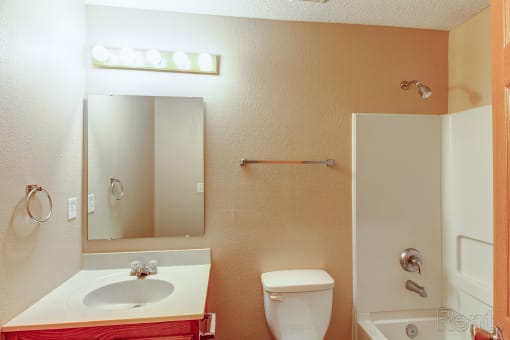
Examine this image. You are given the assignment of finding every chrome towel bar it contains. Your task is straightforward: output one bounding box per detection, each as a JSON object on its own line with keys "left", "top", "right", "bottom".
{"left": 239, "top": 158, "right": 335, "bottom": 167}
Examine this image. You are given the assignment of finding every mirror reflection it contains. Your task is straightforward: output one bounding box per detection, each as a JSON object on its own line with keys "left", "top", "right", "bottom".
{"left": 86, "top": 95, "right": 204, "bottom": 240}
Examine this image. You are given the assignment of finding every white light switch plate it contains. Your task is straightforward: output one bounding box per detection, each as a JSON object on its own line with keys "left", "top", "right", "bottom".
{"left": 88, "top": 193, "right": 95, "bottom": 213}
{"left": 196, "top": 182, "right": 204, "bottom": 193}
{"left": 67, "top": 197, "right": 78, "bottom": 221}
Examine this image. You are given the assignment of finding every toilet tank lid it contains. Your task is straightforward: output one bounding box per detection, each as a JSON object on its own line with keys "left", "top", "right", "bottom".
{"left": 261, "top": 269, "right": 335, "bottom": 293}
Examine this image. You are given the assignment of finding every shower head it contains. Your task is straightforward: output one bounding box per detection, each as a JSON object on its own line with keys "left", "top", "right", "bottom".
{"left": 417, "top": 83, "right": 432, "bottom": 99}
{"left": 400, "top": 80, "right": 432, "bottom": 99}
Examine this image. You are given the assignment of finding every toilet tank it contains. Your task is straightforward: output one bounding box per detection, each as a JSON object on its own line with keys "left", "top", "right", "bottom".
{"left": 261, "top": 269, "right": 335, "bottom": 340}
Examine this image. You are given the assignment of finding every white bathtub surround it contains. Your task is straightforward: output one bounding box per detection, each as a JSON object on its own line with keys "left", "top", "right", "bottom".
{"left": 441, "top": 105, "right": 493, "bottom": 326}
{"left": 2, "top": 249, "right": 211, "bottom": 331}
{"left": 357, "top": 309, "right": 470, "bottom": 340}
{"left": 352, "top": 108, "right": 494, "bottom": 339}
{"left": 352, "top": 114, "right": 442, "bottom": 313}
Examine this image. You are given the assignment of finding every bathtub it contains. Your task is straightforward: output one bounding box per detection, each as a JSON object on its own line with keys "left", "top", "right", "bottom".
{"left": 357, "top": 309, "right": 471, "bottom": 340}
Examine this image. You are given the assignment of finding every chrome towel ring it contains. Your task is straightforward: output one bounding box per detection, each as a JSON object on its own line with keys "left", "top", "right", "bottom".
{"left": 110, "top": 177, "right": 124, "bottom": 200}
{"left": 26, "top": 184, "right": 53, "bottom": 223}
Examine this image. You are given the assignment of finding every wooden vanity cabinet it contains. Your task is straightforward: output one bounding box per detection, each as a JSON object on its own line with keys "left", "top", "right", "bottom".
{"left": 1, "top": 319, "right": 200, "bottom": 340}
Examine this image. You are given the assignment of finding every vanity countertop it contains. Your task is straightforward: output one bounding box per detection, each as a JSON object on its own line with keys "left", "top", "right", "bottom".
{"left": 2, "top": 249, "right": 211, "bottom": 332}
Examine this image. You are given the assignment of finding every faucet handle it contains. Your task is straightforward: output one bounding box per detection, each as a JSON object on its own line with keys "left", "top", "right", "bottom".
{"left": 130, "top": 260, "right": 143, "bottom": 274}
{"left": 409, "top": 256, "right": 422, "bottom": 275}
{"left": 147, "top": 259, "right": 158, "bottom": 274}
{"left": 400, "top": 248, "right": 423, "bottom": 275}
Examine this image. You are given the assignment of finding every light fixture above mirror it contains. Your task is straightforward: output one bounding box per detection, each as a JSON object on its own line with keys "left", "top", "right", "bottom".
{"left": 91, "top": 45, "right": 220, "bottom": 75}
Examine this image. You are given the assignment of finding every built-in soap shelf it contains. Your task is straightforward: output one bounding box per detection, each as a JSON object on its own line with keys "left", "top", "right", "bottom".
{"left": 455, "top": 235, "right": 493, "bottom": 305}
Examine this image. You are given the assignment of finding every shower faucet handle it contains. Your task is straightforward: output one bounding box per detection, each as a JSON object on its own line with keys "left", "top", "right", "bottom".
{"left": 409, "top": 256, "right": 422, "bottom": 275}
{"left": 400, "top": 248, "right": 423, "bottom": 275}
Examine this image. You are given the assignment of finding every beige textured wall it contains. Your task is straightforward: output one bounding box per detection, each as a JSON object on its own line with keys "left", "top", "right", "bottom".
{"left": 85, "top": 6, "right": 448, "bottom": 339}
{"left": 0, "top": 0, "right": 84, "bottom": 324}
{"left": 154, "top": 97, "right": 204, "bottom": 237}
{"left": 448, "top": 8, "right": 491, "bottom": 113}
{"left": 87, "top": 95, "right": 155, "bottom": 239}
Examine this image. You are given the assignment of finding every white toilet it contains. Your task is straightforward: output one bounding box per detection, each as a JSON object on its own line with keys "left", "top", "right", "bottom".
{"left": 261, "top": 269, "right": 335, "bottom": 340}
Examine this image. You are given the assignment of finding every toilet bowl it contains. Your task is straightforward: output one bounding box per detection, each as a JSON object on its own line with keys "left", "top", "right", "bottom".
{"left": 261, "top": 269, "right": 334, "bottom": 340}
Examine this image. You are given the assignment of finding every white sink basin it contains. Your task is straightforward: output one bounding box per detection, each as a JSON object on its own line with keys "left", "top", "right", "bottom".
{"left": 83, "top": 279, "right": 174, "bottom": 310}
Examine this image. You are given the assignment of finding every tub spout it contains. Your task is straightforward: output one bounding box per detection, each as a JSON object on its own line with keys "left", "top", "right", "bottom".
{"left": 405, "top": 280, "right": 427, "bottom": 297}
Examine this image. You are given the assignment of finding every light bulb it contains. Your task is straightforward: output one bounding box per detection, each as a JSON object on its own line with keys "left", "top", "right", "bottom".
{"left": 146, "top": 49, "right": 162, "bottom": 66}
{"left": 119, "top": 47, "right": 136, "bottom": 65}
{"left": 92, "top": 45, "right": 110, "bottom": 62}
{"left": 198, "top": 53, "right": 214, "bottom": 72}
{"left": 173, "top": 51, "right": 190, "bottom": 70}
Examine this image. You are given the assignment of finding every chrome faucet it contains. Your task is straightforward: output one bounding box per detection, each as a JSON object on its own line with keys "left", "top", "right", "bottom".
{"left": 130, "top": 259, "right": 158, "bottom": 278}
{"left": 405, "top": 280, "right": 428, "bottom": 297}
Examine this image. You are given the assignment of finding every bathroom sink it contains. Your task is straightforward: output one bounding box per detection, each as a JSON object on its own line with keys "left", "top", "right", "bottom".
{"left": 83, "top": 279, "right": 174, "bottom": 310}
{"left": 3, "top": 250, "right": 211, "bottom": 331}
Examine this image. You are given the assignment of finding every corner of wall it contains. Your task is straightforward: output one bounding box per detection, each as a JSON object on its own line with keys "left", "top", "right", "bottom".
{"left": 448, "top": 7, "right": 491, "bottom": 114}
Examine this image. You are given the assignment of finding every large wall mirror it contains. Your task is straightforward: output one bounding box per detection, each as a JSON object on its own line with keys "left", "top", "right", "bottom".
{"left": 86, "top": 95, "right": 204, "bottom": 240}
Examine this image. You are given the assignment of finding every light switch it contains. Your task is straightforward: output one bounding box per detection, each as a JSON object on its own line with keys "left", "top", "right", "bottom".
{"left": 88, "top": 193, "right": 95, "bottom": 213}
{"left": 67, "top": 197, "right": 78, "bottom": 221}
{"left": 196, "top": 182, "right": 204, "bottom": 193}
